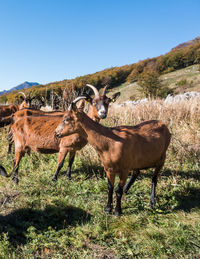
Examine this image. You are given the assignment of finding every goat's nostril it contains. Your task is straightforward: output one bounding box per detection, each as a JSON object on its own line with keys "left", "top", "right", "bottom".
{"left": 99, "top": 112, "right": 107, "bottom": 119}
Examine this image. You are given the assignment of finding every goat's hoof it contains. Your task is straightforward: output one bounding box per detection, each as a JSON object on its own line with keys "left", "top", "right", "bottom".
{"left": 150, "top": 201, "right": 155, "bottom": 209}
{"left": 123, "top": 188, "right": 128, "bottom": 194}
{"left": 114, "top": 209, "right": 122, "bottom": 217}
{"left": 0, "top": 166, "right": 8, "bottom": 177}
{"left": 12, "top": 177, "right": 19, "bottom": 185}
{"left": 104, "top": 207, "right": 112, "bottom": 214}
{"left": 66, "top": 175, "right": 72, "bottom": 181}
{"left": 52, "top": 177, "right": 57, "bottom": 181}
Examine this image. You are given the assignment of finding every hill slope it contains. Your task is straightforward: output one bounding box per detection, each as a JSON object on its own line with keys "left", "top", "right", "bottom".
{"left": 109, "top": 64, "right": 200, "bottom": 103}
{"left": 1, "top": 36, "right": 200, "bottom": 104}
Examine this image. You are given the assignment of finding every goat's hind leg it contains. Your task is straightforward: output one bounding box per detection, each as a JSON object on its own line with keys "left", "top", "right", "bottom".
{"left": 150, "top": 164, "right": 163, "bottom": 208}
{"left": 123, "top": 169, "right": 140, "bottom": 194}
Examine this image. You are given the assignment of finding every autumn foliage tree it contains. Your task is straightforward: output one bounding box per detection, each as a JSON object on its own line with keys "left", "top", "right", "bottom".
{"left": 138, "top": 70, "right": 172, "bottom": 98}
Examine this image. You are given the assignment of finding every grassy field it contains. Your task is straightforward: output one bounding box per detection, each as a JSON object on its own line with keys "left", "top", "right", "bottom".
{"left": 0, "top": 98, "right": 200, "bottom": 258}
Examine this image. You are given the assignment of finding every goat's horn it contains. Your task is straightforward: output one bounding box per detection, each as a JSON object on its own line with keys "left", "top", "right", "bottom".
{"left": 18, "top": 92, "right": 27, "bottom": 98}
{"left": 68, "top": 96, "right": 87, "bottom": 111}
{"left": 68, "top": 104, "right": 72, "bottom": 111}
{"left": 86, "top": 84, "right": 99, "bottom": 97}
{"left": 72, "top": 96, "right": 87, "bottom": 104}
{"left": 102, "top": 85, "right": 109, "bottom": 96}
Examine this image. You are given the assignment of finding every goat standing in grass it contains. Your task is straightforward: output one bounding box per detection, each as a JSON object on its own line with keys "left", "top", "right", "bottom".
{"left": 6, "top": 85, "right": 120, "bottom": 183}
{"left": 55, "top": 97, "right": 171, "bottom": 216}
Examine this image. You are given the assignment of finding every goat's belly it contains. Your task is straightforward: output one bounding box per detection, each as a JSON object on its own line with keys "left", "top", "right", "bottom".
{"left": 36, "top": 148, "right": 58, "bottom": 154}
{"left": 130, "top": 155, "right": 162, "bottom": 170}
{"left": 27, "top": 139, "right": 60, "bottom": 154}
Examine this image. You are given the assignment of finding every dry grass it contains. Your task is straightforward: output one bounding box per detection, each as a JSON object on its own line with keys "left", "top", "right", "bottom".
{"left": 79, "top": 98, "right": 200, "bottom": 169}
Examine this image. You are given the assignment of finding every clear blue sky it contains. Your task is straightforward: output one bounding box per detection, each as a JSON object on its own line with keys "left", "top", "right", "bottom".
{"left": 0, "top": 0, "right": 199, "bottom": 91}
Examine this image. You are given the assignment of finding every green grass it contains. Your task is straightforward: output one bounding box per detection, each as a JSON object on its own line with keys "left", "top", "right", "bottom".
{"left": 0, "top": 123, "right": 200, "bottom": 258}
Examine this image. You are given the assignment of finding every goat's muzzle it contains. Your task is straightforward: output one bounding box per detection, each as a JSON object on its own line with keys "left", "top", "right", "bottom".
{"left": 98, "top": 111, "right": 107, "bottom": 119}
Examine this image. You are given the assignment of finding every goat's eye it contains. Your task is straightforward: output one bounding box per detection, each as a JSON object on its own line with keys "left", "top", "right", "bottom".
{"left": 93, "top": 101, "right": 98, "bottom": 108}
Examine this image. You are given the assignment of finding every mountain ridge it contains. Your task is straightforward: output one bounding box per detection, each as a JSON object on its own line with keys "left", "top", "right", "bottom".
{"left": 0, "top": 81, "right": 39, "bottom": 96}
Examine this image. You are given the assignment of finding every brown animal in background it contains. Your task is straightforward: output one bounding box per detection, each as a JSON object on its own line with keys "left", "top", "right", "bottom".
{"left": 3, "top": 109, "right": 64, "bottom": 153}
{"left": 55, "top": 97, "right": 171, "bottom": 216}
{"left": 0, "top": 92, "right": 32, "bottom": 118}
{"left": 8, "top": 85, "right": 120, "bottom": 183}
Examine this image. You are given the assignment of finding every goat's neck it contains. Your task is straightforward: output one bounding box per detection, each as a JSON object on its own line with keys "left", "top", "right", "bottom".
{"left": 87, "top": 105, "right": 99, "bottom": 122}
{"left": 79, "top": 112, "right": 111, "bottom": 153}
{"left": 18, "top": 103, "right": 24, "bottom": 110}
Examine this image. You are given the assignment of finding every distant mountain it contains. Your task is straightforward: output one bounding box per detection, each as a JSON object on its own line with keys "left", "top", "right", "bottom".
{"left": 0, "top": 81, "right": 39, "bottom": 96}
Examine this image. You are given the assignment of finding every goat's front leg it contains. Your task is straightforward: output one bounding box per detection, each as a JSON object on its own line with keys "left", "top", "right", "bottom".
{"left": 12, "top": 150, "right": 23, "bottom": 184}
{"left": 52, "top": 150, "right": 67, "bottom": 181}
{"left": 7, "top": 130, "right": 14, "bottom": 154}
{"left": 66, "top": 151, "right": 76, "bottom": 180}
{"left": 115, "top": 176, "right": 127, "bottom": 216}
{"left": 105, "top": 172, "right": 115, "bottom": 214}
{"left": 8, "top": 141, "right": 13, "bottom": 154}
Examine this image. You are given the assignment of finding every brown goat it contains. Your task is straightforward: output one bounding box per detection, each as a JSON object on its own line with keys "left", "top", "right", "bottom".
{"left": 0, "top": 92, "right": 32, "bottom": 118}
{"left": 55, "top": 98, "right": 171, "bottom": 216}
{"left": 8, "top": 85, "right": 120, "bottom": 183}
{"left": 0, "top": 108, "right": 64, "bottom": 128}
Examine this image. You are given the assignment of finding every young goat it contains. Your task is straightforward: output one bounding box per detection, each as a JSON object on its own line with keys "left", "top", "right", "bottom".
{"left": 8, "top": 85, "right": 120, "bottom": 183}
{"left": 0, "top": 92, "right": 32, "bottom": 118}
{"left": 55, "top": 98, "right": 171, "bottom": 216}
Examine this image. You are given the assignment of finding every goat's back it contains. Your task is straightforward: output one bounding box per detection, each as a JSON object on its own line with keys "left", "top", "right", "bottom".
{"left": 103, "top": 120, "right": 171, "bottom": 172}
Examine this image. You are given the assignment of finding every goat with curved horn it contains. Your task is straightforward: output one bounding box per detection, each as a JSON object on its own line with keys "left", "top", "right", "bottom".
{"left": 55, "top": 102, "right": 171, "bottom": 216}
{"left": 7, "top": 86, "right": 121, "bottom": 183}
{"left": 18, "top": 91, "right": 27, "bottom": 99}
{"left": 86, "top": 84, "right": 99, "bottom": 97}
{"left": 0, "top": 91, "right": 32, "bottom": 120}
{"left": 68, "top": 96, "right": 87, "bottom": 111}
{"left": 102, "top": 85, "right": 109, "bottom": 96}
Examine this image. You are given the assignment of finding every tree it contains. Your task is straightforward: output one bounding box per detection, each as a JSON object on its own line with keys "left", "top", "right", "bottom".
{"left": 138, "top": 70, "right": 172, "bottom": 98}
{"left": 0, "top": 95, "right": 7, "bottom": 104}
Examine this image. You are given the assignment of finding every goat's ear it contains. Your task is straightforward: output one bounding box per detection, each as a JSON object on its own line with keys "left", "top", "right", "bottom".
{"left": 77, "top": 99, "right": 84, "bottom": 110}
{"left": 109, "top": 92, "right": 120, "bottom": 103}
{"left": 71, "top": 102, "right": 78, "bottom": 112}
{"left": 19, "top": 96, "right": 24, "bottom": 101}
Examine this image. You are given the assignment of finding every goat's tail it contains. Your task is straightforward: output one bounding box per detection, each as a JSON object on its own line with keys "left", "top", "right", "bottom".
{"left": 0, "top": 165, "right": 8, "bottom": 177}
{"left": 0, "top": 115, "right": 13, "bottom": 128}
